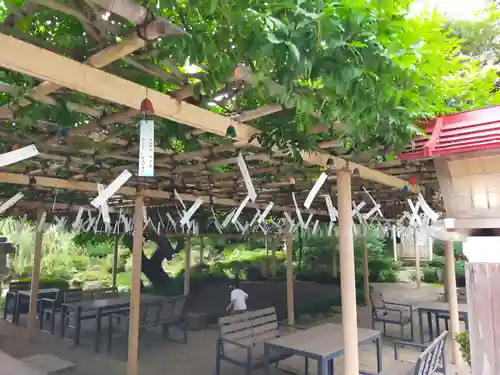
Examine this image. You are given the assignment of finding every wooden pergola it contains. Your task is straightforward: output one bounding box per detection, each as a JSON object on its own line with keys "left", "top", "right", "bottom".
{"left": 0, "top": 2, "right": 443, "bottom": 375}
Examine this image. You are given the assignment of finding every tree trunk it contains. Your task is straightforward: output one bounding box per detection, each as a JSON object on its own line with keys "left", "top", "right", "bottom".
{"left": 123, "top": 233, "right": 184, "bottom": 290}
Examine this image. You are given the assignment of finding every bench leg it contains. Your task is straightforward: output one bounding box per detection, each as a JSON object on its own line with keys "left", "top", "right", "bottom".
{"left": 215, "top": 344, "right": 222, "bottom": 375}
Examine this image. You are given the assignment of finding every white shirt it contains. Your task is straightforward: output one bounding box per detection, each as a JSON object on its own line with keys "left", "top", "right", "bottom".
{"left": 231, "top": 288, "right": 248, "bottom": 311}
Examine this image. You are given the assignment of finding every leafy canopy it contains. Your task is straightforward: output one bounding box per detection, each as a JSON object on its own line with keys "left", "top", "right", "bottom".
{"left": 0, "top": 0, "right": 499, "bottom": 158}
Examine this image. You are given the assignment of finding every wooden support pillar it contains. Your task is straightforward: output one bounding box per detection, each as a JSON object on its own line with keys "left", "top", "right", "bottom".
{"left": 332, "top": 238, "right": 338, "bottom": 278}
{"left": 391, "top": 225, "right": 398, "bottom": 261}
{"left": 127, "top": 195, "right": 144, "bottom": 375}
{"left": 362, "top": 223, "right": 370, "bottom": 306}
{"left": 337, "top": 169, "right": 359, "bottom": 375}
{"left": 414, "top": 226, "right": 421, "bottom": 289}
{"left": 271, "top": 247, "right": 277, "bottom": 278}
{"left": 199, "top": 236, "right": 204, "bottom": 265}
{"left": 26, "top": 208, "right": 44, "bottom": 341}
{"left": 285, "top": 231, "right": 294, "bottom": 324}
{"left": 445, "top": 238, "right": 460, "bottom": 364}
{"left": 184, "top": 236, "right": 191, "bottom": 295}
{"left": 111, "top": 234, "right": 120, "bottom": 288}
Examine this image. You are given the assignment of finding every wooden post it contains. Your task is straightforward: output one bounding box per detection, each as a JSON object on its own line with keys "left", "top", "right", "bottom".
{"left": 466, "top": 263, "right": 500, "bottom": 375}
{"left": 184, "top": 236, "right": 191, "bottom": 295}
{"left": 199, "top": 236, "right": 204, "bottom": 265}
{"left": 26, "top": 208, "right": 44, "bottom": 341}
{"left": 337, "top": 169, "right": 359, "bottom": 375}
{"left": 112, "top": 234, "right": 120, "bottom": 288}
{"left": 444, "top": 239, "right": 460, "bottom": 364}
{"left": 362, "top": 223, "right": 370, "bottom": 306}
{"left": 271, "top": 247, "right": 277, "bottom": 278}
{"left": 391, "top": 225, "right": 398, "bottom": 261}
{"left": 127, "top": 195, "right": 144, "bottom": 375}
{"left": 285, "top": 231, "right": 294, "bottom": 324}
{"left": 332, "top": 238, "right": 338, "bottom": 278}
{"left": 414, "top": 226, "right": 421, "bottom": 289}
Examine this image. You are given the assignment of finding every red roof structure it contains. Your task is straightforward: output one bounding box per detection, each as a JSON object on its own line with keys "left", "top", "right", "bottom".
{"left": 399, "top": 105, "right": 500, "bottom": 160}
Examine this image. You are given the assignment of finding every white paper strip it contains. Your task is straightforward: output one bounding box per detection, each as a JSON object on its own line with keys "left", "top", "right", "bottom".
{"left": 407, "top": 199, "right": 422, "bottom": 226}
{"left": 259, "top": 223, "right": 268, "bottom": 235}
{"left": 363, "top": 204, "right": 381, "bottom": 221}
{"left": 91, "top": 170, "right": 132, "bottom": 208}
{"left": 72, "top": 207, "right": 84, "bottom": 231}
{"left": 417, "top": 194, "right": 440, "bottom": 222}
{"left": 180, "top": 198, "right": 203, "bottom": 225}
{"left": 249, "top": 210, "right": 261, "bottom": 228}
{"left": 174, "top": 189, "right": 187, "bottom": 211}
{"left": 231, "top": 195, "right": 250, "bottom": 224}
{"left": 304, "top": 213, "right": 314, "bottom": 229}
{"left": 362, "top": 186, "right": 383, "bottom": 217}
{"left": 328, "top": 221, "right": 335, "bottom": 236}
{"left": 237, "top": 153, "right": 257, "bottom": 202}
{"left": 291, "top": 193, "right": 305, "bottom": 228}
{"left": 322, "top": 195, "right": 337, "bottom": 222}
{"left": 304, "top": 172, "right": 328, "bottom": 209}
{"left": 138, "top": 120, "right": 155, "bottom": 177}
{"left": 37, "top": 211, "right": 47, "bottom": 233}
{"left": 165, "top": 212, "right": 177, "bottom": 228}
{"left": 257, "top": 202, "right": 274, "bottom": 224}
{"left": 352, "top": 201, "right": 366, "bottom": 217}
{"left": 312, "top": 220, "right": 319, "bottom": 235}
{"left": 0, "top": 145, "right": 39, "bottom": 167}
{"left": 221, "top": 209, "right": 236, "bottom": 228}
{"left": 97, "top": 184, "right": 111, "bottom": 224}
{"left": 0, "top": 192, "right": 24, "bottom": 214}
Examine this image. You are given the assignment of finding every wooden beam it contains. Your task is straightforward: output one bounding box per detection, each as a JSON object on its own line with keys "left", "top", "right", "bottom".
{"left": 299, "top": 151, "right": 421, "bottom": 194}
{"left": 0, "top": 172, "right": 328, "bottom": 215}
{"left": 0, "top": 34, "right": 419, "bottom": 191}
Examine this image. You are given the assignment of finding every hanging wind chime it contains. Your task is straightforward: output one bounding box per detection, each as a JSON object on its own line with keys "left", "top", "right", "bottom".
{"left": 138, "top": 96, "right": 155, "bottom": 177}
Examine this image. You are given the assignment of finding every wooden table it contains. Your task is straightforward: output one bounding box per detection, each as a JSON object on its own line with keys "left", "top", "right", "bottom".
{"left": 14, "top": 288, "right": 60, "bottom": 325}
{"left": 264, "top": 323, "right": 382, "bottom": 375}
{"left": 60, "top": 293, "right": 164, "bottom": 350}
{"left": 0, "top": 351, "right": 46, "bottom": 375}
{"left": 417, "top": 301, "right": 468, "bottom": 344}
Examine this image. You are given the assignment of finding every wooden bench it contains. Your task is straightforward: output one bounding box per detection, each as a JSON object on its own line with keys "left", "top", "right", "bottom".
{"left": 3, "top": 281, "right": 30, "bottom": 323}
{"left": 370, "top": 290, "right": 414, "bottom": 341}
{"left": 216, "top": 307, "right": 300, "bottom": 375}
{"left": 105, "top": 295, "right": 188, "bottom": 354}
{"left": 379, "top": 330, "right": 448, "bottom": 375}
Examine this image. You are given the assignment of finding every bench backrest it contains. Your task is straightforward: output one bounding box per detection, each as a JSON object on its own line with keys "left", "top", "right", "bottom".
{"left": 8, "top": 281, "right": 30, "bottom": 292}
{"left": 64, "top": 287, "right": 118, "bottom": 303}
{"left": 413, "top": 330, "right": 448, "bottom": 375}
{"left": 218, "top": 307, "right": 279, "bottom": 353}
{"left": 157, "top": 295, "right": 187, "bottom": 325}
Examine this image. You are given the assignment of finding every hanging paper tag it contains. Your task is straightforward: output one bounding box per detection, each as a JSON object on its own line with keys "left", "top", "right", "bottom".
{"left": 37, "top": 211, "right": 47, "bottom": 233}
{"left": 173, "top": 189, "right": 187, "bottom": 211}
{"left": 352, "top": 201, "right": 366, "bottom": 217}
{"left": 0, "top": 145, "right": 39, "bottom": 167}
{"left": 291, "top": 193, "right": 305, "bottom": 228}
{"left": 363, "top": 204, "right": 381, "bottom": 221}
{"left": 72, "top": 207, "right": 84, "bottom": 231}
{"left": 328, "top": 221, "right": 335, "bottom": 236}
{"left": 237, "top": 153, "right": 257, "bottom": 202}
{"left": 304, "top": 213, "right": 313, "bottom": 229}
{"left": 248, "top": 210, "right": 261, "bottom": 228}
{"left": 257, "top": 202, "right": 274, "bottom": 224}
{"left": 322, "top": 195, "right": 337, "bottom": 222}
{"left": 312, "top": 220, "right": 319, "bottom": 235}
{"left": 91, "top": 170, "right": 132, "bottom": 208}
{"left": 138, "top": 120, "right": 155, "bottom": 177}
{"left": 0, "top": 192, "right": 24, "bottom": 215}
{"left": 407, "top": 199, "right": 422, "bottom": 226}
{"left": 222, "top": 209, "right": 236, "bottom": 228}
{"left": 362, "top": 186, "right": 383, "bottom": 217}
{"left": 180, "top": 198, "right": 203, "bottom": 225}
{"left": 97, "top": 184, "right": 111, "bottom": 224}
{"left": 304, "top": 172, "right": 328, "bottom": 209}
{"left": 417, "top": 194, "right": 440, "bottom": 222}
{"left": 231, "top": 195, "right": 250, "bottom": 224}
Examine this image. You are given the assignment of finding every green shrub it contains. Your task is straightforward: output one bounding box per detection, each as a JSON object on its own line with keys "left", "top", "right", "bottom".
{"left": 86, "top": 242, "right": 114, "bottom": 258}
{"left": 433, "top": 240, "right": 464, "bottom": 259}
{"left": 428, "top": 256, "right": 445, "bottom": 269}
{"left": 455, "top": 331, "right": 471, "bottom": 367}
{"left": 422, "top": 266, "right": 439, "bottom": 283}
{"left": 13, "top": 276, "right": 70, "bottom": 290}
